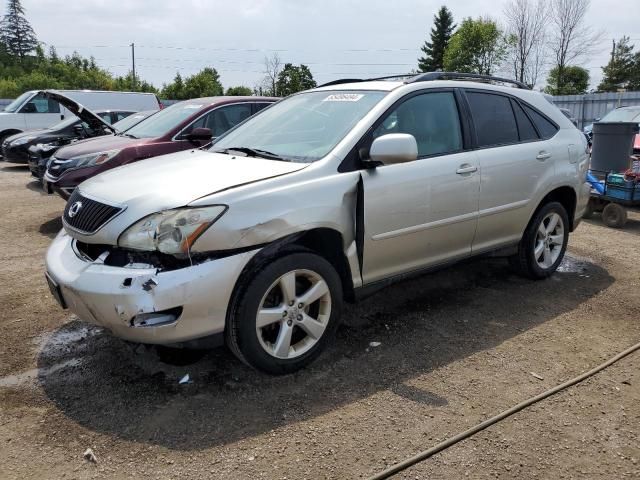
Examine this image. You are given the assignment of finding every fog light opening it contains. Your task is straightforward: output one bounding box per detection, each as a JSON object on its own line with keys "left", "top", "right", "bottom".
{"left": 131, "top": 307, "right": 183, "bottom": 328}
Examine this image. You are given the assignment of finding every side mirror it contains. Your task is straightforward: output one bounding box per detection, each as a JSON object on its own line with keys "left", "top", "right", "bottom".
{"left": 186, "top": 127, "right": 212, "bottom": 142}
{"left": 367, "top": 133, "right": 418, "bottom": 166}
{"left": 72, "top": 125, "right": 84, "bottom": 135}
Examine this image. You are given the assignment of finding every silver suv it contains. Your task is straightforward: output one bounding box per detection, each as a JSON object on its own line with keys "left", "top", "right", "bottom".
{"left": 45, "top": 73, "right": 590, "bottom": 374}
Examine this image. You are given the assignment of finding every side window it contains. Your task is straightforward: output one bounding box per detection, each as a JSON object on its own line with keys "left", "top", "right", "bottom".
{"left": 116, "top": 111, "right": 132, "bottom": 122}
{"left": 466, "top": 92, "right": 519, "bottom": 147}
{"left": 253, "top": 102, "right": 271, "bottom": 114}
{"left": 522, "top": 105, "right": 559, "bottom": 139}
{"left": 99, "top": 113, "right": 112, "bottom": 124}
{"left": 209, "top": 104, "right": 253, "bottom": 137}
{"left": 371, "top": 92, "right": 463, "bottom": 158}
{"left": 511, "top": 99, "right": 539, "bottom": 141}
{"left": 20, "top": 93, "right": 60, "bottom": 114}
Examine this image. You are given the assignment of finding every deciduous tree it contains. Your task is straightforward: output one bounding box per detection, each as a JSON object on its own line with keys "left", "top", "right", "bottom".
{"left": 544, "top": 65, "right": 589, "bottom": 94}
{"left": 276, "top": 64, "right": 316, "bottom": 96}
{"left": 443, "top": 17, "right": 508, "bottom": 75}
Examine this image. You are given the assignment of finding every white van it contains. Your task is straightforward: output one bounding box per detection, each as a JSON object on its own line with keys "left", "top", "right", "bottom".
{"left": 0, "top": 90, "right": 160, "bottom": 144}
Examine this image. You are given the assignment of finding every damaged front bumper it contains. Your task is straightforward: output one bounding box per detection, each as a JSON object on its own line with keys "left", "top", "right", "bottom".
{"left": 45, "top": 230, "right": 259, "bottom": 345}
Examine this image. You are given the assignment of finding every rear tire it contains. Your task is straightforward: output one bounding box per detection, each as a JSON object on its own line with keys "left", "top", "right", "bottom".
{"left": 509, "top": 201, "right": 569, "bottom": 279}
{"left": 226, "top": 250, "right": 343, "bottom": 374}
{"left": 601, "top": 203, "right": 627, "bottom": 228}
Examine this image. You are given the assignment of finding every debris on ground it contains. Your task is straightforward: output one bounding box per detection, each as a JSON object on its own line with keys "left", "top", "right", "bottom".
{"left": 178, "top": 373, "right": 191, "bottom": 384}
{"left": 83, "top": 448, "right": 97, "bottom": 463}
{"left": 530, "top": 372, "right": 544, "bottom": 381}
{"left": 369, "top": 341, "right": 382, "bottom": 348}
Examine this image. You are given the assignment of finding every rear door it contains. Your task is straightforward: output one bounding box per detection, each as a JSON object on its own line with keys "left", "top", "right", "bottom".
{"left": 464, "top": 90, "right": 558, "bottom": 252}
{"left": 360, "top": 90, "right": 480, "bottom": 283}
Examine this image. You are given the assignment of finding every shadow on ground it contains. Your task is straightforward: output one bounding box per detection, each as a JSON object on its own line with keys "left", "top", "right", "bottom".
{"left": 37, "top": 254, "right": 612, "bottom": 450}
{"left": 38, "top": 216, "right": 63, "bottom": 239}
{"left": 0, "top": 164, "right": 29, "bottom": 173}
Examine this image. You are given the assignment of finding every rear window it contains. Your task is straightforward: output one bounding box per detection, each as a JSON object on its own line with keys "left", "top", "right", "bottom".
{"left": 467, "top": 92, "right": 519, "bottom": 147}
{"left": 511, "top": 99, "right": 539, "bottom": 141}
{"left": 523, "top": 105, "right": 558, "bottom": 139}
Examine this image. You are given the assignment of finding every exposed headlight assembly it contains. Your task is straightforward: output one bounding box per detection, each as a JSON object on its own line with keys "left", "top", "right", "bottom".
{"left": 118, "top": 206, "right": 227, "bottom": 255}
{"left": 67, "top": 149, "right": 120, "bottom": 168}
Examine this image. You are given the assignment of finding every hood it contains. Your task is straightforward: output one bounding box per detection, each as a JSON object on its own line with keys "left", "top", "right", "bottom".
{"left": 80, "top": 149, "right": 308, "bottom": 211}
{"left": 43, "top": 90, "right": 116, "bottom": 135}
{"left": 54, "top": 134, "right": 144, "bottom": 159}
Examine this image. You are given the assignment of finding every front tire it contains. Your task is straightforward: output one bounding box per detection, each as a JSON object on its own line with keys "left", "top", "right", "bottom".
{"left": 509, "top": 201, "right": 569, "bottom": 279}
{"left": 226, "top": 251, "right": 343, "bottom": 374}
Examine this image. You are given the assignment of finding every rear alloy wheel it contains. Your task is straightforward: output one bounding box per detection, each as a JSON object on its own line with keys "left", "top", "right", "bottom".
{"left": 601, "top": 202, "right": 627, "bottom": 228}
{"left": 227, "top": 251, "right": 342, "bottom": 374}
{"left": 509, "top": 201, "right": 569, "bottom": 279}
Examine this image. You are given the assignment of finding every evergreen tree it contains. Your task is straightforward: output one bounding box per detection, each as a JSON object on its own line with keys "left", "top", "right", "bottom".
{"left": 598, "top": 37, "right": 636, "bottom": 92}
{"left": 0, "top": 0, "right": 38, "bottom": 59}
{"left": 418, "top": 6, "right": 455, "bottom": 72}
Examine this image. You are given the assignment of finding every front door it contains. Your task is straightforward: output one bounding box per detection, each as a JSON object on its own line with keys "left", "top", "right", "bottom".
{"left": 360, "top": 91, "right": 480, "bottom": 284}
{"left": 21, "top": 92, "right": 62, "bottom": 129}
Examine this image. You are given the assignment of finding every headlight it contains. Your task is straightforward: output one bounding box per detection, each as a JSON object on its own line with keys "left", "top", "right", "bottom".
{"left": 67, "top": 149, "right": 120, "bottom": 168}
{"left": 11, "top": 136, "right": 35, "bottom": 146}
{"left": 118, "top": 206, "right": 227, "bottom": 255}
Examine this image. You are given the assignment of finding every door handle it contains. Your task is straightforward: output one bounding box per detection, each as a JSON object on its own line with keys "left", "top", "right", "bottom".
{"left": 536, "top": 151, "right": 552, "bottom": 161}
{"left": 456, "top": 164, "right": 478, "bottom": 174}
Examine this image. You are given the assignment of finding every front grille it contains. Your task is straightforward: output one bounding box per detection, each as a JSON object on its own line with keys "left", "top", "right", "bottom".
{"left": 63, "top": 189, "right": 123, "bottom": 234}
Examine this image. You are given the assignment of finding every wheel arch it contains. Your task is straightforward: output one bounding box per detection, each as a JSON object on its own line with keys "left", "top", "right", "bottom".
{"left": 0, "top": 128, "right": 23, "bottom": 139}
{"left": 226, "top": 228, "right": 355, "bottom": 328}
{"left": 533, "top": 186, "right": 578, "bottom": 231}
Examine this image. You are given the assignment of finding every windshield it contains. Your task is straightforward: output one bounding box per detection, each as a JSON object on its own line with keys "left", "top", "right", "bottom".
{"left": 211, "top": 90, "right": 387, "bottom": 162}
{"left": 601, "top": 108, "right": 640, "bottom": 123}
{"left": 125, "top": 102, "right": 202, "bottom": 138}
{"left": 3, "top": 91, "right": 34, "bottom": 113}
{"left": 112, "top": 111, "right": 155, "bottom": 132}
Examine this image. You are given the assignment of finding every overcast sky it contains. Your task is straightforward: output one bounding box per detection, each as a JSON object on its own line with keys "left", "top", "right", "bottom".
{"left": 20, "top": 0, "right": 640, "bottom": 92}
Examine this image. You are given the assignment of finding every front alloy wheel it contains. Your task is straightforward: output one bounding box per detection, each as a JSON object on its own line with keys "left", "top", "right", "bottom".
{"left": 227, "top": 250, "right": 342, "bottom": 374}
{"left": 256, "top": 269, "right": 332, "bottom": 360}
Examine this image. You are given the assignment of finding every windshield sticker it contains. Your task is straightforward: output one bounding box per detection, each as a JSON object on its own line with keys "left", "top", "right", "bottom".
{"left": 323, "top": 94, "right": 364, "bottom": 102}
{"left": 184, "top": 104, "right": 203, "bottom": 109}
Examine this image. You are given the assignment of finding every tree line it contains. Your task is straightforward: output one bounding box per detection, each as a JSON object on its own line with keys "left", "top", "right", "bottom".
{"left": 0, "top": 0, "right": 316, "bottom": 99}
{"left": 418, "top": 0, "right": 640, "bottom": 94}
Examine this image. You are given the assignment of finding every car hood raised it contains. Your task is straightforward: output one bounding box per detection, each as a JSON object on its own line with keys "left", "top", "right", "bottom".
{"left": 79, "top": 149, "right": 308, "bottom": 213}
{"left": 44, "top": 90, "right": 116, "bottom": 135}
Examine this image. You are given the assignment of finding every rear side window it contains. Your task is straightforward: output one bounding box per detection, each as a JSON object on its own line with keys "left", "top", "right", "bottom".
{"left": 511, "top": 99, "right": 539, "bottom": 141}
{"left": 466, "top": 92, "right": 519, "bottom": 147}
{"left": 523, "top": 105, "right": 558, "bottom": 139}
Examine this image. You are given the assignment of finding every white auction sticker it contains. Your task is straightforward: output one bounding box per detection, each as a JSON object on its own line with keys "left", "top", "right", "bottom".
{"left": 323, "top": 94, "right": 364, "bottom": 102}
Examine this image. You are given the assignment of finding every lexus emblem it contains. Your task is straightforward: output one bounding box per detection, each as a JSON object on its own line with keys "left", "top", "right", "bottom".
{"left": 68, "top": 201, "right": 83, "bottom": 218}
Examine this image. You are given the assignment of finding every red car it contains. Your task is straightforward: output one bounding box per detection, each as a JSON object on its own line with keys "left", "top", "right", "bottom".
{"left": 44, "top": 96, "right": 276, "bottom": 199}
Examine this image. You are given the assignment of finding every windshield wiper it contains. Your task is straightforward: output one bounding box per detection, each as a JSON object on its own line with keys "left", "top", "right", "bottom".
{"left": 120, "top": 132, "right": 138, "bottom": 139}
{"left": 214, "top": 147, "right": 290, "bottom": 162}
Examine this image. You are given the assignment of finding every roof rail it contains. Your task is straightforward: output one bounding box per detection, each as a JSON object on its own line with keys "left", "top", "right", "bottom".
{"left": 409, "top": 72, "right": 530, "bottom": 89}
{"left": 318, "top": 72, "right": 530, "bottom": 90}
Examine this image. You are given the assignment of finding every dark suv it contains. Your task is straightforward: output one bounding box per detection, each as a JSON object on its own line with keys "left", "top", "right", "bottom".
{"left": 43, "top": 96, "right": 276, "bottom": 199}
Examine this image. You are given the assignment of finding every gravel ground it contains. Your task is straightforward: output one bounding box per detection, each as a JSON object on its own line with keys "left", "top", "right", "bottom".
{"left": 0, "top": 163, "right": 639, "bottom": 479}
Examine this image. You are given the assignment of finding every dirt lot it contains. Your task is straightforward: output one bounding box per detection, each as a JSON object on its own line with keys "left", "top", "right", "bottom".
{"left": 1, "top": 163, "right": 639, "bottom": 479}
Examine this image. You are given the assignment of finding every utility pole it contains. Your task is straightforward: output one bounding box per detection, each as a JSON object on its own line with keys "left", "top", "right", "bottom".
{"left": 130, "top": 42, "right": 136, "bottom": 91}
